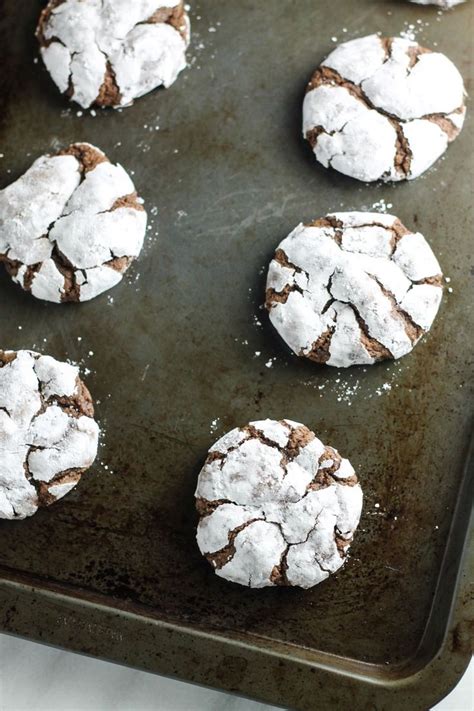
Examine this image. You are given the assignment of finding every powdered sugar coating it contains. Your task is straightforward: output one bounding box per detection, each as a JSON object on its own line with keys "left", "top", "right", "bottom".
{"left": 303, "top": 34, "right": 466, "bottom": 182}
{"left": 195, "top": 419, "right": 363, "bottom": 589}
{"left": 0, "top": 143, "right": 147, "bottom": 303}
{"left": 37, "top": 0, "right": 190, "bottom": 108}
{"left": 409, "top": 0, "right": 464, "bottom": 6}
{"left": 265, "top": 212, "right": 443, "bottom": 367}
{"left": 0, "top": 350, "right": 99, "bottom": 520}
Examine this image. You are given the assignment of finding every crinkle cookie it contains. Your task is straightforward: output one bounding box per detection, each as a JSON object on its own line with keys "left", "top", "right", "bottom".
{"left": 0, "top": 143, "right": 147, "bottom": 303}
{"left": 195, "top": 419, "right": 363, "bottom": 589}
{"left": 37, "top": 0, "right": 190, "bottom": 108}
{"left": 265, "top": 212, "right": 443, "bottom": 368}
{"left": 0, "top": 350, "right": 99, "bottom": 520}
{"left": 303, "top": 34, "right": 466, "bottom": 182}
{"left": 409, "top": 1, "right": 465, "bottom": 7}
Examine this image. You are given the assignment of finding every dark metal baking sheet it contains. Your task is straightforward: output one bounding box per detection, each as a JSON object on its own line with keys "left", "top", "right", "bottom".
{"left": 0, "top": 1, "right": 472, "bottom": 709}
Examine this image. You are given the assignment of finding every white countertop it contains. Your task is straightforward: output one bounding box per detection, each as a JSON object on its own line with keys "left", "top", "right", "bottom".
{"left": 0, "top": 633, "right": 471, "bottom": 710}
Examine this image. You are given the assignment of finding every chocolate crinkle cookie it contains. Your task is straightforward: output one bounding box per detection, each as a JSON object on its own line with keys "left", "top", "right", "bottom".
{"left": 0, "top": 350, "right": 99, "bottom": 520}
{"left": 36, "top": 0, "right": 190, "bottom": 108}
{"left": 303, "top": 34, "right": 466, "bottom": 182}
{"left": 265, "top": 212, "right": 443, "bottom": 368}
{"left": 0, "top": 143, "right": 147, "bottom": 303}
{"left": 195, "top": 419, "right": 363, "bottom": 589}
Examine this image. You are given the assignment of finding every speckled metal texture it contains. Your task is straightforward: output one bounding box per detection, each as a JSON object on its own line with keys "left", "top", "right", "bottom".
{"left": 0, "top": 1, "right": 472, "bottom": 709}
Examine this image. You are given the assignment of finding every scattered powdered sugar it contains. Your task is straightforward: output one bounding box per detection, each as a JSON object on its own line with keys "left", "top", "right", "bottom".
{"left": 209, "top": 417, "right": 220, "bottom": 433}
{"left": 375, "top": 382, "right": 392, "bottom": 396}
{"left": 299, "top": 362, "right": 407, "bottom": 407}
{"left": 366, "top": 506, "right": 387, "bottom": 518}
{"left": 351, "top": 197, "right": 395, "bottom": 214}
{"left": 137, "top": 140, "right": 151, "bottom": 154}
{"left": 399, "top": 18, "right": 431, "bottom": 41}
{"left": 184, "top": 7, "right": 222, "bottom": 71}
{"left": 370, "top": 198, "right": 393, "bottom": 213}
{"left": 136, "top": 203, "right": 159, "bottom": 262}
{"left": 397, "top": 11, "right": 443, "bottom": 41}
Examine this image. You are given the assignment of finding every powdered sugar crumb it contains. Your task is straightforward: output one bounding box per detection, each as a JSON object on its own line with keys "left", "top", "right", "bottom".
{"left": 370, "top": 198, "right": 393, "bottom": 213}
{"left": 399, "top": 17, "right": 431, "bottom": 42}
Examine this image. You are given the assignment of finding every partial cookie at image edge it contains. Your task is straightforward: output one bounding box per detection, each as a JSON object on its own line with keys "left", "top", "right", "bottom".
{"left": 0, "top": 349, "right": 100, "bottom": 520}
{"left": 0, "top": 142, "right": 147, "bottom": 303}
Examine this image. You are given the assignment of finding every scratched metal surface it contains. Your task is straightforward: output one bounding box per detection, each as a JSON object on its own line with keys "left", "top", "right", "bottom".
{"left": 0, "top": 0, "right": 472, "bottom": 701}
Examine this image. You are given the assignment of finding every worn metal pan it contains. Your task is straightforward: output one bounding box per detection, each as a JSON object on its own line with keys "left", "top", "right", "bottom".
{"left": 0, "top": 1, "right": 472, "bottom": 709}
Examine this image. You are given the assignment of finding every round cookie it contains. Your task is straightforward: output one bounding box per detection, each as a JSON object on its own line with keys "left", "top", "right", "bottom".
{"left": 0, "top": 143, "right": 147, "bottom": 303}
{"left": 409, "top": 1, "right": 464, "bottom": 7}
{"left": 265, "top": 212, "right": 443, "bottom": 367}
{"left": 195, "top": 419, "right": 363, "bottom": 589}
{"left": 303, "top": 34, "right": 466, "bottom": 182}
{"left": 0, "top": 350, "right": 99, "bottom": 520}
{"left": 36, "top": 0, "right": 190, "bottom": 109}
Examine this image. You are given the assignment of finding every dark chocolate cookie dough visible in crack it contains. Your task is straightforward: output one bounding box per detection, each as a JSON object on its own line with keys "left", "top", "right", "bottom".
{"left": 195, "top": 419, "right": 363, "bottom": 589}
{"left": 36, "top": 0, "right": 190, "bottom": 109}
{"left": 303, "top": 34, "right": 466, "bottom": 181}
{"left": 265, "top": 212, "right": 444, "bottom": 367}
{"left": 0, "top": 142, "right": 147, "bottom": 303}
{"left": 0, "top": 350, "right": 99, "bottom": 520}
